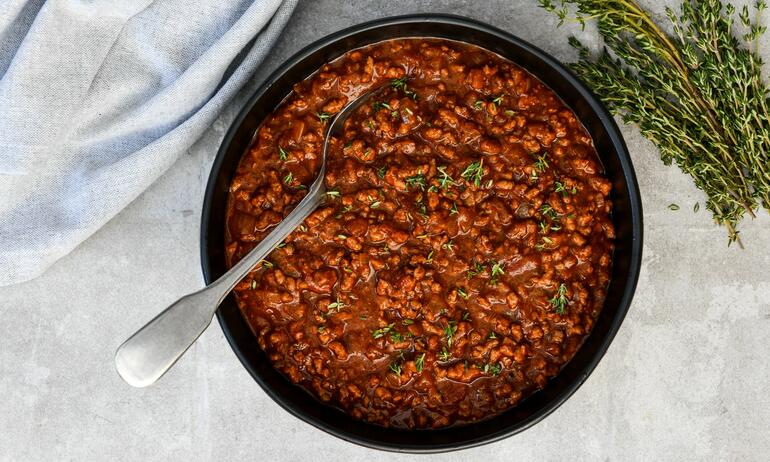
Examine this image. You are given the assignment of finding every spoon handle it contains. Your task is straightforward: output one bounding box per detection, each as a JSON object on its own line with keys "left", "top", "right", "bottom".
{"left": 115, "top": 184, "right": 326, "bottom": 387}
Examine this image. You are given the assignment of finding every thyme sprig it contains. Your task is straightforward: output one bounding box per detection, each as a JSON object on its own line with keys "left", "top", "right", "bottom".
{"left": 540, "top": 0, "right": 770, "bottom": 246}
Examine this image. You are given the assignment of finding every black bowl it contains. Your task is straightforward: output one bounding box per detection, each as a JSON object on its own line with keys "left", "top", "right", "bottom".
{"left": 201, "top": 14, "right": 643, "bottom": 453}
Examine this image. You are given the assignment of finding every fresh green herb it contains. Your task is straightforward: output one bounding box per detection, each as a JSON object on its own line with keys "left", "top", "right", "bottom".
{"left": 327, "top": 295, "right": 345, "bottom": 312}
{"left": 391, "top": 76, "right": 418, "bottom": 99}
{"left": 415, "top": 353, "right": 426, "bottom": 373}
{"left": 442, "top": 240, "right": 454, "bottom": 252}
{"left": 504, "top": 109, "right": 516, "bottom": 116}
{"left": 316, "top": 112, "right": 331, "bottom": 122}
{"left": 298, "top": 224, "right": 307, "bottom": 232}
{"left": 534, "top": 153, "right": 549, "bottom": 173}
{"left": 467, "top": 261, "right": 484, "bottom": 279}
{"left": 335, "top": 204, "right": 353, "bottom": 218}
{"left": 402, "top": 319, "right": 414, "bottom": 325}
{"left": 439, "top": 347, "right": 451, "bottom": 361}
{"left": 487, "top": 332, "right": 497, "bottom": 340}
{"left": 389, "top": 331, "right": 404, "bottom": 343}
{"left": 317, "top": 325, "right": 326, "bottom": 333}
{"left": 377, "top": 165, "right": 387, "bottom": 179}
{"left": 474, "top": 100, "right": 484, "bottom": 110}
{"left": 461, "top": 160, "right": 485, "bottom": 187}
{"left": 549, "top": 283, "right": 569, "bottom": 314}
{"left": 444, "top": 322, "right": 457, "bottom": 347}
{"left": 462, "top": 311, "right": 471, "bottom": 321}
{"left": 372, "top": 323, "right": 395, "bottom": 339}
{"left": 261, "top": 260, "right": 274, "bottom": 269}
{"left": 450, "top": 202, "right": 459, "bottom": 215}
{"left": 250, "top": 280, "right": 257, "bottom": 290}
{"left": 554, "top": 181, "right": 569, "bottom": 197}
{"left": 389, "top": 361, "right": 402, "bottom": 375}
{"left": 539, "top": 220, "right": 549, "bottom": 234}
{"left": 457, "top": 287, "right": 468, "bottom": 299}
{"left": 490, "top": 261, "right": 505, "bottom": 285}
{"left": 278, "top": 146, "right": 289, "bottom": 161}
{"left": 668, "top": 203, "right": 680, "bottom": 211}
{"left": 426, "top": 250, "right": 435, "bottom": 264}
{"left": 370, "top": 200, "right": 381, "bottom": 209}
{"left": 492, "top": 94, "right": 504, "bottom": 106}
{"left": 284, "top": 172, "right": 293, "bottom": 185}
{"left": 482, "top": 363, "right": 502, "bottom": 376}
{"left": 437, "top": 166, "right": 455, "bottom": 189}
{"left": 372, "top": 101, "right": 392, "bottom": 112}
{"left": 540, "top": 0, "right": 770, "bottom": 247}
{"left": 405, "top": 171, "right": 426, "bottom": 190}
{"left": 325, "top": 189, "right": 340, "bottom": 198}
{"left": 540, "top": 203, "right": 558, "bottom": 220}
{"left": 694, "top": 202, "right": 700, "bottom": 212}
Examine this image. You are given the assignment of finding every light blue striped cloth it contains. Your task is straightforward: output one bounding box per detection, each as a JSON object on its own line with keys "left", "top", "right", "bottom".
{"left": 0, "top": 0, "right": 298, "bottom": 285}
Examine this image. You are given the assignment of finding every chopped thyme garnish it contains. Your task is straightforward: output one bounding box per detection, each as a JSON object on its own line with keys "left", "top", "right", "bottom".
{"left": 492, "top": 94, "right": 504, "bottom": 106}
{"left": 461, "top": 160, "right": 484, "bottom": 186}
{"left": 405, "top": 171, "right": 426, "bottom": 190}
{"left": 327, "top": 295, "right": 345, "bottom": 312}
{"left": 389, "top": 361, "right": 402, "bottom": 375}
{"left": 554, "top": 181, "right": 567, "bottom": 196}
{"left": 260, "top": 260, "right": 274, "bottom": 269}
{"left": 549, "top": 283, "right": 569, "bottom": 314}
{"left": 389, "top": 331, "right": 404, "bottom": 343}
{"left": 391, "top": 76, "right": 418, "bottom": 99}
{"left": 534, "top": 153, "right": 549, "bottom": 172}
{"left": 540, "top": 203, "right": 558, "bottom": 220}
{"left": 450, "top": 202, "right": 459, "bottom": 215}
{"left": 490, "top": 261, "right": 505, "bottom": 284}
{"left": 439, "top": 347, "right": 450, "bottom": 361}
{"left": 467, "top": 262, "right": 484, "bottom": 279}
{"left": 444, "top": 321, "right": 457, "bottom": 347}
{"left": 474, "top": 100, "right": 484, "bottom": 110}
{"left": 402, "top": 319, "right": 414, "bottom": 325}
{"left": 457, "top": 287, "right": 468, "bottom": 299}
{"left": 426, "top": 250, "right": 434, "bottom": 264}
{"left": 284, "top": 172, "right": 293, "bottom": 185}
{"left": 336, "top": 234, "right": 347, "bottom": 240}
{"left": 415, "top": 353, "right": 425, "bottom": 373}
{"left": 487, "top": 331, "right": 497, "bottom": 340}
{"left": 377, "top": 165, "right": 387, "bottom": 179}
{"left": 372, "top": 323, "right": 395, "bottom": 339}
{"left": 278, "top": 146, "right": 288, "bottom": 161}
{"left": 250, "top": 280, "right": 257, "bottom": 290}
{"left": 316, "top": 111, "right": 331, "bottom": 122}
{"left": 325, "top": 189, "right": 340, "bottom": 198}
{"left": 442, "top": 239, "right": 454, "bottom": 252}
{"left": 372, "top": 101, "right": 392, "bottom": 112}
{"left": 437, "top": 166, "right": 455, "bottom": 189}
{"left": 335, "top": 204, "right": 353, "bottom": 219}
{"left": 504, "top": 109, "right": 516, "bottom": 116}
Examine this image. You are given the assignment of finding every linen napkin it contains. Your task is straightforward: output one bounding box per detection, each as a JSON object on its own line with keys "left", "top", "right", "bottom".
{"left": 0, "top": 0, "right": 298, "bottom": 286}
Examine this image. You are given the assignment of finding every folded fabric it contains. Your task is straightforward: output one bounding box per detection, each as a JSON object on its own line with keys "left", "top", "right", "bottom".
{"left": 0, "top": 0, "right": 298, "bottom": 286}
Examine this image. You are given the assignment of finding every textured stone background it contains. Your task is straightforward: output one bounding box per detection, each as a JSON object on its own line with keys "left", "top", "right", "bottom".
{"left": 2, "top": 1, "right": 769, "bottom": 460}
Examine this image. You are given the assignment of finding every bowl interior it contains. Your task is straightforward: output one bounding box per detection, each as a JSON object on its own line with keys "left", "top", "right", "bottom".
{"left": 201, "top": 14, "right": 642, "bottom": 453}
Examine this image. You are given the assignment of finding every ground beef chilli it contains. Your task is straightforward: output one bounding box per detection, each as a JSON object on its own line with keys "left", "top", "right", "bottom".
{"left": 224, "top": 38, "right": 614, "bottom": 429}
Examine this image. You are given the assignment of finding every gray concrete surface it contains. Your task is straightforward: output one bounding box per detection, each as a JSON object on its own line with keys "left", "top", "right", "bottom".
{"left": 2, "top": 1, "right": 769, "bottom": 460}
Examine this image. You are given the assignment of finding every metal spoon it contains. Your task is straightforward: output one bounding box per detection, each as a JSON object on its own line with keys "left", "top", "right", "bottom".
{"left": 115, "top": 86, "right": 385, "bottom": 387}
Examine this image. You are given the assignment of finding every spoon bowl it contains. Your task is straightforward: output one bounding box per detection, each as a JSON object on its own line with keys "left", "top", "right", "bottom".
{"left": 114, "top": 85, "right": 385, "bottom": 387}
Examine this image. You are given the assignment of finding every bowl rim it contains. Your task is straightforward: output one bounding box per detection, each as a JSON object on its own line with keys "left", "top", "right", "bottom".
{"left": 201, "top": 13, "right": 643, "bottom": 453}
